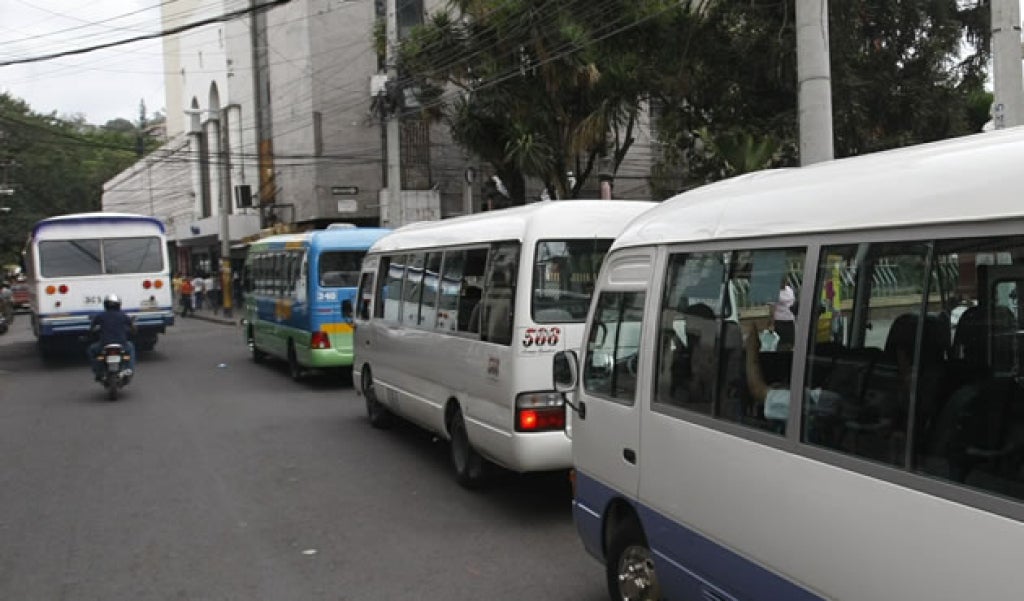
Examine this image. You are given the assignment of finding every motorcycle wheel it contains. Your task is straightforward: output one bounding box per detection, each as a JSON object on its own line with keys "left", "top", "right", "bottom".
{"left": 106, "top": 377, "right": 119, "bottom": 401}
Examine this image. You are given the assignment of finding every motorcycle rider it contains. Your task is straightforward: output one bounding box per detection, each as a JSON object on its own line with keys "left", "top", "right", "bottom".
{"left": 88, "top": 294, "right": 136, "bottom": 380}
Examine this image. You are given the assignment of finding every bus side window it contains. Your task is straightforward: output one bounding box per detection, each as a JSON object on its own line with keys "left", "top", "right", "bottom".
{"left": 438, "top": 251, "right": 465, "bottom": 332}
{"left": 480, "top": 242, "right": 519, "bottom": 345}
{"left": 653, "top": 252, "right": 726, "bottom": 417}
{"left": 357, "top": 272, "right": 374, "bottom": 321}
{"left": 459, "top": 248, "right": 488, "bottom": 334}
{"left": 419, "top": 252, "right": 442, "bottom": 328}
{"left": 583, "top": 291, "right": 645, "bottom": 403}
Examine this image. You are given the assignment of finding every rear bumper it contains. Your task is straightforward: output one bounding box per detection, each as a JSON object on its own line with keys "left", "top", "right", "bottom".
{"left": 37, "top": 309, "right": 175, "bottom": 337}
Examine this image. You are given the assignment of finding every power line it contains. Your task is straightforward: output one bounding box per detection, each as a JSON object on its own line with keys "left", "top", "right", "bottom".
{"left": 0, "top": 0, "right": 294, "bottom": 68}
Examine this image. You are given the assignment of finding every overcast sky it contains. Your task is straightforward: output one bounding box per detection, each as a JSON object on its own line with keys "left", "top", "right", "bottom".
{"left": 0, "top": 0, "right": 167, "bottom": 125}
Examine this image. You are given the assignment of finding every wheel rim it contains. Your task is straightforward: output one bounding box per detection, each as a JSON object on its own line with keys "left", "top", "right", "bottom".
{"left": 616, "top": 544, "right": 659, "bottom": 601}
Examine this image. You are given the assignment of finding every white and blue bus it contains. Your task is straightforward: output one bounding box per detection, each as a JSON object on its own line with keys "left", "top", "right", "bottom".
{"left": 554, "top": 128, "right": 1024, "bottom": 600}
{"left": 25, "top": 212, "right": 174, "bottom": 356}
{"left": 243, "top": 224, "right": 390, "bottom": 380}
{"left": 353, "top": 200, "right": 654, "bottom": 487}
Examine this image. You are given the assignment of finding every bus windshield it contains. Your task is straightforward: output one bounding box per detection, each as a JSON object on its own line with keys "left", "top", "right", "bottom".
{"left": 532, "top": 238, "right": 613, "bottom": 323}
{"left": 38, "top": 237, "right": 163, "bottom": 277}
{"left": 318, "top": 251, "right": 364, "bottom": 287}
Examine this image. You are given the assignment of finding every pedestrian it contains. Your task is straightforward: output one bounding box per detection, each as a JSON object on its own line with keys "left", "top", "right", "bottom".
{"left": 180, "top": 274, "right": 194, "bottom": 317}
{"left": 206, "top": 272, "right": 221, "bottom": 314}
{"left": 192, "top": 273, "right": 206, "bottom": 312}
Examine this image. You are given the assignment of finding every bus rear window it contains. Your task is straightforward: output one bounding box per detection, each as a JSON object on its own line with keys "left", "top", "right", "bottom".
{"left": 39, "top": 239, "right": 102, "bottom": 277}
{"left": 532, "top": 239, "right": 613, "bottom": 323}
{"left": 39, "top": 237, "right": 164, "bottom": 277}
{"left": 319, "top": 251, "right": 364, "bottom": 287}
{"left": 104, "top": 237, "right": 164, "bottom": 274}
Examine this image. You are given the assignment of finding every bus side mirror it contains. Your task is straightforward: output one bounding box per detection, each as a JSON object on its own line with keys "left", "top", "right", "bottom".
{"left": 553, "top": 350, "right": 578, "bottom": 392}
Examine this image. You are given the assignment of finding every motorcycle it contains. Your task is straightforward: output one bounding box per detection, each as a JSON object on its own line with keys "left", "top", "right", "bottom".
{"left": 96, "top": 343, "right": 133, "bottom": 400}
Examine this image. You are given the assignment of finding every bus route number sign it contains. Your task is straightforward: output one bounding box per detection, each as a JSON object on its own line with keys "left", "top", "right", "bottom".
{"left": 520, "top": 326, "right": 561, "bottom": 354}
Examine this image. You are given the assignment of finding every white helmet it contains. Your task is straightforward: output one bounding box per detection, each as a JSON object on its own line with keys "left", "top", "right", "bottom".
{"left": 103, "top": 294, "right": 121, "bottom": 310}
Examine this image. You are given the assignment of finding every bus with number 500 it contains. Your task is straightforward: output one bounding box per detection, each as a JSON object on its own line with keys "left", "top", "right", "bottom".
{"left": 352, "top": 200, "right": 654, "bottom": 488}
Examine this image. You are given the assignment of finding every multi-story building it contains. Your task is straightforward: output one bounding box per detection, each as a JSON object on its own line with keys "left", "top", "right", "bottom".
{"left": 103, "top": 0, "right": 657, "bottom": 276}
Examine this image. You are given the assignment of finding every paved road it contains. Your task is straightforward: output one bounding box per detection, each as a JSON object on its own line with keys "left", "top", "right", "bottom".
{"left": 0, "top": 315, "right": 607, "bottom": 601}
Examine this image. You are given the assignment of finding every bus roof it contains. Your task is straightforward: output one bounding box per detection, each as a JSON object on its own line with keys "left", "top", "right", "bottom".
{"left": 369, "top": 200, "right": 656, "bottom": 253}
{"left": 31, "top": 212, "right": 165, "bottom": 238}
{"left": 613, "top": 127, "right": 1024, "bottom": 251}
{"left": 247, "top": 227, "right": 391, "bottom": 252}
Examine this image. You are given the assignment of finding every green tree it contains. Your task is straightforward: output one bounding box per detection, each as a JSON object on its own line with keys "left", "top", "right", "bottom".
{"left": 396, "top": 0, "right": 703, "bottom": 202}
{"left": 0, "top": 93, "right": 148, "bottom": 264}
{"left": 651, "top": 0, "right": 990, "bottom": 192}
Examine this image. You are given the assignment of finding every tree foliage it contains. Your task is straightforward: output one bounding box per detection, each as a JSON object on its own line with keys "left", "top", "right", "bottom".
{"left": 397, "top": 0, "right": 704, "bottom": 202}
{"left": 652, "top": 0, "right": 991, "bottom": 193}
{"left": 0, "top": 93, "right": 157, "bottom": 264}
{"left": 394, "top": 0, "right": 992, "bottom": 201}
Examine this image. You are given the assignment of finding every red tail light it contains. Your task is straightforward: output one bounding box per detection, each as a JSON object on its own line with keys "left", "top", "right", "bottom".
{"left": 143, "top": 280, "right": 152, "bottom": 289}
{"left": 58, "top": 284, "right": 68, "bottom": 294}
{"left": 311, "top": 332, "right": 331, "bottom": 349}
{"left": 516, "top": 407, "right": 566, "bottom": 432}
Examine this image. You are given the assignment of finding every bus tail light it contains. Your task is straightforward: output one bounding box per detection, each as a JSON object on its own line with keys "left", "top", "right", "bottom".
{"left": 154, "top": 279, "right": 164, "bottom": 289}
{"left": 58, "top": 284, "right": 68, "bottom": 294}
{"left": 311, "top": 331, "right": 331, "bottom": 349}
{"left": 143, "top": 280, "right": 152, "bottom": 289}
{"left": 515, "top": 392, "right": 566, "bottom": 432}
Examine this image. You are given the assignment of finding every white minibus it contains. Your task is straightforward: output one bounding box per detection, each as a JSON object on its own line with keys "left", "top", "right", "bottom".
{"left": 555, "top": 128, "right": 1024, "bottom": 600}
{"left": 353, "top": 200, "right": 654, "bottom": 487}
{"left": 25, "top": 212, "right": 174, "bottom": 356}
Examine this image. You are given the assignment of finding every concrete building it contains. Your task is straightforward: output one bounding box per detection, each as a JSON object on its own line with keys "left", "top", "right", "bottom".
{"left": 103, "top": 0, "right": 658, "bottom": 276}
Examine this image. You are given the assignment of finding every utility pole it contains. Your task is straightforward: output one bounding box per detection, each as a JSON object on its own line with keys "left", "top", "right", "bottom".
{"left": 251, "top": 0, "right": 276, "bottom": 225}
{"left": 796, "top": 0, "right": 834, "bottom": 165}
{"left": 992, "top": 0, "right": 1024, "bottom": 129}
{"left": 385, "top": 0, "right": 403, "bottom": 227}
{"left": 219, "top": 108, "right": 234, "bottom": 317}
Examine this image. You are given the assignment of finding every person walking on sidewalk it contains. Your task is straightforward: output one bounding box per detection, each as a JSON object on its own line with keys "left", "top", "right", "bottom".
{"left": 180, "top": 275, "right": 195, "bottom": 317}
{"left": 205, "top": 272, "right": 221, "bottom": 314}
{"left": 192, "top": 273, "right": 206, "bottom": 312}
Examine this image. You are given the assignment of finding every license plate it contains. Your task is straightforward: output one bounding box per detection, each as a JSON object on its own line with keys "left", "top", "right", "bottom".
{"left": 106, "top": 355, "right": 122, "bottom": 365}
{"left": 140, "top": 298, "right": 157, "bottom": 308}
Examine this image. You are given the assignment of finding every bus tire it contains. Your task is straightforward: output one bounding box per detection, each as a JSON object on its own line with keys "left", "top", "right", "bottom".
{"left": 287, "top": 342, "right": 303, "bottom": 381}
{"left": 362, "top": 367, "right": 392, "bottom": 429}
{"left": 449, "top": 407, "right": 486, "bottom": 488}
{"left": 606, "top": 520, "right": 660, "bottom": 601}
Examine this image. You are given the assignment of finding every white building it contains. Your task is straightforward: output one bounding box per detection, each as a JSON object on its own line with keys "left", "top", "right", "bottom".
{"left": 103, "top": 0, "right": 657, "bottom": 275}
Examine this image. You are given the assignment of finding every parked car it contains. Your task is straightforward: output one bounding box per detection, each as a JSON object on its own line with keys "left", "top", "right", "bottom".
{"left": 11, "top": 277, "right": 29, "bottom": 310}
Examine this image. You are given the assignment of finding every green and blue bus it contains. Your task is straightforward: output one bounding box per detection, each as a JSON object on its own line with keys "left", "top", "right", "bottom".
{"left": 243, "top": 224, "right": 390, "bottom": 380}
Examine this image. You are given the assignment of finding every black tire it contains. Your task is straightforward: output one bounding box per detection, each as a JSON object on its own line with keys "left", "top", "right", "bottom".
{"left": 606, "top": 521, "right": 660, "bottom": 601}
{"left": 287, "top": 342, "right": 303, "bottom": 381}
{"left": 106, "top": 378, "right": 119, "bottom": 401}
{"left": 249, "top": 328, "right": 265, "bottom": 363}
{"left": 362, "top": 367, "right": 392, "bottom": 429}
{"left": 449, "top": 408, "right": 486, "bottom": 488}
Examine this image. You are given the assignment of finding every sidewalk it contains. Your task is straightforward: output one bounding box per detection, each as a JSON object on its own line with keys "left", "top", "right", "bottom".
{"left": 179, "top": 302, "right": 240, "bottom": 327}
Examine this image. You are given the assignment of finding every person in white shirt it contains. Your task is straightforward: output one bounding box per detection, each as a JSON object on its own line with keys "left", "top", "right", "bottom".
{"left": 769, "top": 280, "right": 796, "bottom": 349}
{"left": 192, "top": 274, "right": 206, "bottom": 311}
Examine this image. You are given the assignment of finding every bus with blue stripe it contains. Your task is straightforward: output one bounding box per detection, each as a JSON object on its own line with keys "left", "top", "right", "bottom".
{"left": 554, "top": 129, "right": 1024, "bottom": 601}
{"left": 25, "top": 212, "right": 175, "bottom": 357}
{"left": 243, "top": 225, "right": 390, "bottom": 380}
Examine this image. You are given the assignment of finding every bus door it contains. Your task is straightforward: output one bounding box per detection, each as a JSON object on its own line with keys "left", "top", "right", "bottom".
{"left": 571, "top": 251, "right": 653, "bottom": 522}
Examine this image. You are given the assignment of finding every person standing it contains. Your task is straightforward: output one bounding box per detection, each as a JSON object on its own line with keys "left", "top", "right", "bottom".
{"left": 207, "top": 272, "right": 222, "bottom": 314}
{"left": 769, "top": 279, "right": 797, "bottom": 350}
{"left": 192, "top": 273, "right": 206, "bottom": 312}
{"left": 180, "top": 275, "right": 195, "bottom": 317}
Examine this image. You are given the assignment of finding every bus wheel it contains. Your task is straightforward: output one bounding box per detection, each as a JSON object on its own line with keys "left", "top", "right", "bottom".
{"left": 606, "top": 521, "right": 660, "bottom": 601}
{"left": 449, "top": 408, "right": 486, "bottom": 488}
{"left": 362, "top": 368, "right": 392, "bottom": 429}
{"left": 287, "top": 342, "right": 303, "bottom": 381}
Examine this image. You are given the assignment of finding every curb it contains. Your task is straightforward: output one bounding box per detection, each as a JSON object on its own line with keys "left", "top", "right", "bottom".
{"left": 186, "top": 312, "right": 239, "bottom": 327}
